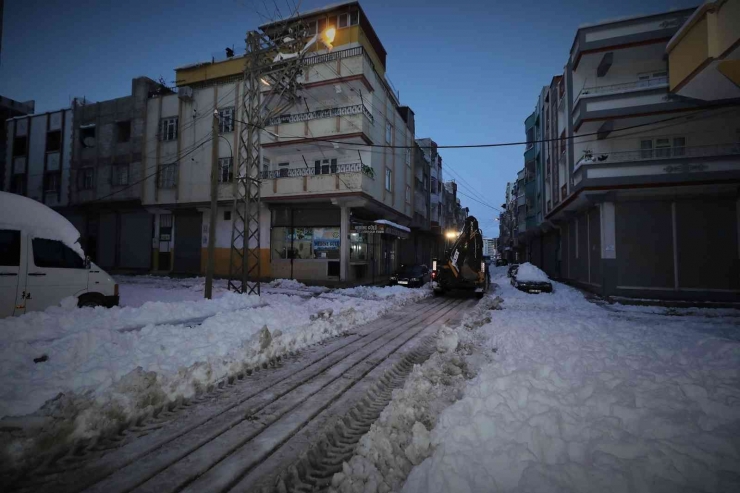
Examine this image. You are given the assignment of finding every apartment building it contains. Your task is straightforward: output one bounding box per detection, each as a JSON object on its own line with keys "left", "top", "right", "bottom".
{"left": 1, "top": 96, "right": 35, "bottom": 191}
{"left": 143, "top": 1, "right": 423, "bottom": 283}
{"left": 4, "top": 78, "right": 168, "bottom": 271}
{"left": 67, "top": 78, "right": 167, "bottom": 272}
{"left": 4, "top": 107, "right": 73, "bottom": 208}
{"left": 508, "top": 3, "right": 740, "bottom": 301}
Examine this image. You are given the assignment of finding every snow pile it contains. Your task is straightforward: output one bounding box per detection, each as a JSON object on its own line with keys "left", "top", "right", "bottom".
{"left": 514, "top": 262, "right": 549, "bottom": 283}
{"left": 0, "top": 277, "right": 430, "bottom": 470}
{"left": 403, "top": 273, "right": 740, "bottom": 493}
{"left": 333, "top": 284, "right": 430, "bottom": 301}
{"left": 330, "top": 297, "right": 503, "bottom": 493}
{"left": 0, "top": 191, "right": 84, "bottom": 256}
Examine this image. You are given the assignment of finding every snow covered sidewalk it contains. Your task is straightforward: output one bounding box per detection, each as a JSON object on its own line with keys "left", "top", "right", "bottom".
{"left": 0, "top": 276, "right": 429, "bottom": 470}
{"left": 401, "top": 267, "right": 740, "bottom": 493}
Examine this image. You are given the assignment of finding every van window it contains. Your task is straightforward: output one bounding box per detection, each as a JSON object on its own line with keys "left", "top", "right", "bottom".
{"left": 32, "top": 238, "right": 85, "bottom": 269}
{"left": 0, "top": 230, "right": 21, "bottom": 266}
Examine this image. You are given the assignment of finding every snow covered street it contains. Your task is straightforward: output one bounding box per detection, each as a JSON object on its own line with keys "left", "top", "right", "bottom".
{"left": 397, "top": 266, "right": 740, "bottom": 493}
{"left": 0, "top": 276, "right": 429, "bottom": 475}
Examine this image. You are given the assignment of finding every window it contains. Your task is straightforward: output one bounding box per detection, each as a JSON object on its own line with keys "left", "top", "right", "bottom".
{"left": 385, "top": 122, "right": 393, "bottom": 144}
{"left": 79, "top": 168, "right": 95, "bottom": 190}
{"left": 673, "top": 137, "right": 686, "bottom": 157}
{"left": 526, "top": 128, "right": 535, "bottom": 148}
{"left": 338, "top": 10, "right": 359, "bottom": 28}
{"left": 112, "top": 165, "right": 129, "bottom": 186}
{"left": 655, "top": 138, "right": 671, "bottom": 158}
{"left": 44, "top": 172, "right": 60, "bottom": 193}
{"left": 224, "top": 211, "right": 231, "bottom": 221}
{"left": 80, "top": 125, "right": 96, "bottom": 148}
{"left": 32, "top": 238, "right": 84, "bottom": 269}
{"left": 0, "top": 230, "right": 21, "bottom": 266}
{"left": 158, "top": 164, "right": 177, "bottom": 188}
{"left": 117, "top": 121, "right": 131, "bottom": 142}
{"left": 218, "top": 157, "right": 233, "bottom": 183}
{"left": 423, "top": 175, "right": 429, "bottom": 191}
{"left": 405, "top": 185, "right": 411, "bottom": 204}
{"left": 218, "top": 108, "right": 234, "bottom": 134}
{"left": 314, "top": 158, "right": 337, "bottom": 175}
{"left": 271, "top": 227, "right": 340, "bottom": 260}
{"left": 431, "top": 177, "right": 438, "bottom": 193}
{"left": 385, "top": 168, "right": 392, "bottom": 192}
{"left": 640, "top": 139, "right": 653, "bottom": 159}
{"left": 160, "top": 117, "right": 178, "bottom": 141}
{"left": 46, "top": 130, "right": 62, "bottom": 152}
{"left": 405, "top": 148, "right": 411, "bottom": 166}
{"left": 13, "top": 136, "right": 27, "bottom": 157}
{"left": 11, "top": 174, "right": 25, "bottom": 195}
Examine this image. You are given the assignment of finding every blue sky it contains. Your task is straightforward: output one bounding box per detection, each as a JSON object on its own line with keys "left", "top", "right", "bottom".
{"left": 0, "top": 0, "right": 697, "bottom": 237}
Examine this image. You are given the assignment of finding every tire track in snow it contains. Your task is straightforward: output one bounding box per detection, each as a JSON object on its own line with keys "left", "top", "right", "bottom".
{"left": 14, "top": 296, "right": 461, "bottom": 493}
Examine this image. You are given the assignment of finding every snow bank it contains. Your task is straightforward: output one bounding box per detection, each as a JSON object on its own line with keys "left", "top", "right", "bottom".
{"left": 0, "top": 191, "right": 83, "bottom": 256}
{"left": 514, "top": 262, "right": 549, "bottom": 283}
{"left": 0, "top": 277, "right": 430, "bottom": 469}
{"left": 403, "top": 274, "right": 740, "bottom": 493}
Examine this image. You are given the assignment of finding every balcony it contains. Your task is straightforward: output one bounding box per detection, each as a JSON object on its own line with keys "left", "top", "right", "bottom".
{"left": 266, "top": 104, "right": 373, "bottom": 126}
{"left": 262, "top": 162, "right": 369, "bottom": 179}
{"left": 571, "top": 74, "right": 695, "bottom": 131}
{"left": 561, "top": 185, "right": 567, "bottom": 200}
{"left": 575, "top": 143, "right": 740, "bottom": 169}
{"left": 574, "top": 76, "right": 668, "bottom": 105}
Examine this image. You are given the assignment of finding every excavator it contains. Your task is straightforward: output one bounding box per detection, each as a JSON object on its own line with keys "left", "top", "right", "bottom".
{"left": 431, "top": 215, "right": 489, "bottom": 298}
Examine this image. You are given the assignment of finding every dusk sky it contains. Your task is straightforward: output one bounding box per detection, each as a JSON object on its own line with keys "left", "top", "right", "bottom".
{"left": 0, "top": 0, "right": 697, "bottom": 236}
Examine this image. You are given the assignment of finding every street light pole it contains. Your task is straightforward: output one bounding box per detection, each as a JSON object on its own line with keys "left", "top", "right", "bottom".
{"left": 205, "top": 111, "right": 220, "bottom": 299}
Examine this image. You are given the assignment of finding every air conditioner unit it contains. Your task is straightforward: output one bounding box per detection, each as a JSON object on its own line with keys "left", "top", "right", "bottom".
{"left": 178, "top": 86, "right": 194, "bottom": 101}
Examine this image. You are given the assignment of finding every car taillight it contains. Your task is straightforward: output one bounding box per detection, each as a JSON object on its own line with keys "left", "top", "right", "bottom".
{"left": 431, "top": 271, "right": 437, "bottom": 280}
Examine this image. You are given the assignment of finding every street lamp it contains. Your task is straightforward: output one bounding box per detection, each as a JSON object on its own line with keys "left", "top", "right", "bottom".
{"left": 445, "top": 231, "right": 458, "bottom": 239}
{"left": 205, "top": 130, "right": 235, "bottom": 299}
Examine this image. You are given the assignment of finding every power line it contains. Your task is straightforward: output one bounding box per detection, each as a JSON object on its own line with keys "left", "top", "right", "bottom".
{"left": 234, "top": 103, "right": 738, "bottom": 150}
{"left": 455, "top": 189, "right": 502, "bottom": 212}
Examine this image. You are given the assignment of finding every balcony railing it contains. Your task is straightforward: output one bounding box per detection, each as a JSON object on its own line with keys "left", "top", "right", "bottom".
{"left": 262, "top": 162, "right": 368, "bottom": 179}
{"left": 265, "top": 104, "right": 373, "bottom": 126}
{"left": 303, "top": 46, "right": 364, "bottom": 66}
{"left": 575, "top": 143, "right": 740, "bottom": 169}
{"left": 575, "top": 76, "right": 668, "bottom": 103}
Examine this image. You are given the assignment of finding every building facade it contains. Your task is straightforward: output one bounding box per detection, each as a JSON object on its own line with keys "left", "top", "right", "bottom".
{"left": 4, "top": 107, "right": 73, "bottom": 209}
{"left": 142, "top": 1, "right": 429, "bottom": 283}
{"left": 1, "top": 96, "right": 35, "bottom": 191}
{"left": 505, "top": 5, "right": 740, "bottom": 301}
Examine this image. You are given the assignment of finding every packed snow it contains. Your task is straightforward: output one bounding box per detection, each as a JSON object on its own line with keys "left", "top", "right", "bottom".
{"left": 0, "top": 191, "right": 84, "bottom": 256}
{"left": 331, "top": 297, "right": 502, "bottom": 493}
{"left": 0, "top": 276, "right": 429, "bottom": 468}
{"left": 401, "top": 267, "right": 740, "bottom": 493}
{"left": 330, "top": 266, "right": 740, "bottom": 493}
{"left": 513, "top": 262, "right": 550, "bottom": 283}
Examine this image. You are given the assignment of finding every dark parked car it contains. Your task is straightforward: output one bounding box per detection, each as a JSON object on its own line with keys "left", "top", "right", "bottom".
{"left": 495, "top": 258, "right": 509, "bottom": 267}
{"left": 389, "top": 264, "right": 430, "bottom": 288}
{"left": 507, "top": 264, "right": 520, "bottom": 278}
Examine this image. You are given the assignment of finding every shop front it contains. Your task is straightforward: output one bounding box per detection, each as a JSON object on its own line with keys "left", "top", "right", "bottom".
{"left": 270, "top": 206, "right": 342, "bottom": 281}
{"left": 349, "top": 222, "right": 409, "bottom": 284}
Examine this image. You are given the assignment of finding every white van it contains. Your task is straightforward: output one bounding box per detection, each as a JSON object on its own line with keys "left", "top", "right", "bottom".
{"left": 0, "top": 192, "right": 118, "bottom": 318}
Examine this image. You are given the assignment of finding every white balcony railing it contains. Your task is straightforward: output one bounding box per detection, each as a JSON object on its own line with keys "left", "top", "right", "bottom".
{"left": 575, "top": 76, "right": 668, "bottom": 103}
{"left": 265, "top": 104, "right": 373, "bottom": 126}
{"left": 575, "top": 143, "right": 740, "bottom": 169}
{"left": 262, "top": 162, "right": 371, "bottom": 179}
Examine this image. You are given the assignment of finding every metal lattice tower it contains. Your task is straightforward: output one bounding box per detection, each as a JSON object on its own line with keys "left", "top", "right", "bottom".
{"left": 228, "top": 22, "right": 309, "bottom": 295}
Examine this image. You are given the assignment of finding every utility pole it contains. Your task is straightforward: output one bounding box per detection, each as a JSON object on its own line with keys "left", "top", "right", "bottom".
{"left": 205, "top": 110, "right": 220, "bottom": 299}
{"left": 228, "top": 21, "right": 318, "bottom": 296}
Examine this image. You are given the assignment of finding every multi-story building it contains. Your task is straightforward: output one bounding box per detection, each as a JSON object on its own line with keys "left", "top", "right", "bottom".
{"left": 511, "top": 4, "right": 740, "bottom": 301}
{"left": 143, "top": 1, "right": 422, "bottom": 283}
{"left": 4, "top": 78, "right": 168, "bottom": 272}
{"left": 1, "top": 96, "right": 35, "bottom": 191}
{"left": 4, "top": 107, "right": 73, "bottom": 209}
{"left": 65, "top": 78, "right": 168, "bottom": 271}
